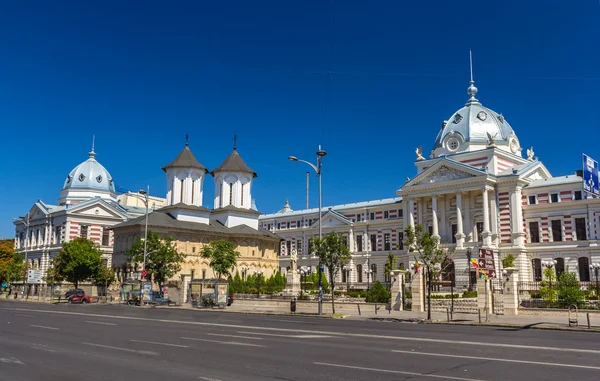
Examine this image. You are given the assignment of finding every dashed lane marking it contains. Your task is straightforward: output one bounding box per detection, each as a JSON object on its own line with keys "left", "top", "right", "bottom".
{"left": 180, "top": 337, "right": 265, "bottom": 348}
{"left": 130, "top": 339, "right": 189, "bottom": 348}
{"left": 85, "top": 321, "right": 117, "bottom": 326}
{"left": 314, "top": 362, "right": 484, "bottom": 381}
{"left": 205, "top": 333, "right": 263, "bottom": 340}
{"left": 82, "top": 342, "right": 158, "bottom": 356}
{"left": 30, "top": 324, "right": 59, "bottom": 330}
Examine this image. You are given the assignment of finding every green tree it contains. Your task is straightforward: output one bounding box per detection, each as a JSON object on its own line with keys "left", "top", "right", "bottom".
{"left": 94, "top": 266, "right": 116, "bottom": 296}
{"left": 365, "top": 280, "right": 391, "bottom": 303}
{"left": 0, "top": 239, "right": 27, "bottom": 287}
{"left": 200, "top": 240, "right": 240, "bottom": 280}
{"left": 539, "top": 267, "right": 558, "bottom": 306}
{"left": 310, "top": 232, "right": 351, "bottom": 314}
{"left": 125, "top": 230, "right": 185, "bottom": 290}
{"left": 304, "top": 271, "right": 330, "bottom": 293}
{"left": 404, "top": 224, "right": 445, "bottom": 320}
{"left": 384, "top": 252, "right": 397, "bottom": 290}
{"left": 557, "top": 271, "right": 585, "bottom": 307}
{"left": 501, "top": 254, "right": 516, "bottom": 269}
{"left": 53, "top": 238, "right": 103, "bottom": 288}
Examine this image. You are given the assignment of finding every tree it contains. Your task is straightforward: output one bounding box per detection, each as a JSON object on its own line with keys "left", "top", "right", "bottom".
{"left": 404, "top": 224, "right": 445, "bottom": 320}
{"left": 310, "top": 232, "right": 351, "bottom": 314}
{"left": 53, "top": 238, "right": 104, "bottom": 288}
{"left": 501, "top": 254, "right": 516, "bottom": 269}
{"left": 200, "top": 240, "right": 240, "bottom": 280}
{"left": 557, "top": 271, "right": 585, "bottom": 307}
{"left": 539, "top": 267, "right": 558, "bottom": 306}
{"left": 384, "top": 252, "right": 397, "bottom": 290}
{"left": 94, "top": 266, "right": 116, "bottom": 296}
{"left": 365, "top": 280, "right": 391, "bottom": 303}
{"left": 0, "top": 239, "right": 26, "bottom": 288}
{"left": 125, "top": 230, "right": 185, "bottom": 290}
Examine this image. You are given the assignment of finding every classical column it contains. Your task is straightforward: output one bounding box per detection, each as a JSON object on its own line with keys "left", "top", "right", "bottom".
{"left": 510, "top": 187, "right": 526, "bottom": 247}
{"left": 348, "top": 228, "right": 355, "bottom": 253}
{"left": 417, "top": 197, "right": 423, "bottom": 226}
{"left": 455, "top": 192, "right": 464, "bottom": 248}
{"left": 431, "top": 195, "right": 439, "bottom": 239}
{"left": 463, "top": 191, "right": 472, "bottom": 242}
{"left": 408, "top": 197, "right": 415, "bottom": 228}
{"left": 489, "top": 189, "right": 499, "bottom": 246}
{"left": 439, "top": 195, "right": 447, "bottom": 241}
{"left": 482, "top": 188, "right": 492, "bottom": 247}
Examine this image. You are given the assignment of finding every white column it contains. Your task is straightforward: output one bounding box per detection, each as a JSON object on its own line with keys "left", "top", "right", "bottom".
{"left": 417, "top": 198, "right": 423, "bottom": 226}
{"left": 172, "top": 177, "right": 180, "bottom": 204}
{"left": 408, "top": 197, "right": 415, "bottom": 228}
{"left": 464, "top": 191, "right": 472, "bottom": 242}
{"left": 439, "top": 195, "right": 446, "bottom": 241}
{"left": 482, "top": 188, "right": 492, "bottom": 247}
{"left": 489, "top": 189, "right": 499, "bottom": 246}
{"left": 456, "top": 192, "right": 464, "bottom": 249}
{"left": 513, "top": 187, "right": 525, "bottom": 247}
{"left": 588, "top": 208, "right": 597, "bottom": 240}
{"left": 348, "top": 228, "right": 355, "bottom": 253}
{"left": 432, "top": 195, "right": 439, "bottom": 239}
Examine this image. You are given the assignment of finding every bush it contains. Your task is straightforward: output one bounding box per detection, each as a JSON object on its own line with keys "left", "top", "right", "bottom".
{"left": 346, "top": 290, "right": 365, "bottom": 298}
{"left": 501, "top": 254, "right": 516, "bottom": 268}
{"left": 557, "top": 272, "right": 585, "bottom": 307}
{"left": 429, "top": 294, "right": 458, "bottom": 299}
{"left": 365, "top": 281, "right": 391, "bottom": 303}
{"left": 462, "top": 290, "right": 477, "bottom": 298}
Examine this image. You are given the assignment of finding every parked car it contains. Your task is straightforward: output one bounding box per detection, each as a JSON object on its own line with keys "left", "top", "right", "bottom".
{"left": 65, "top": 288, "right": 84, "bottom": 298}
{"left": 68, "top": 290, "right": 92, "bottom": 304}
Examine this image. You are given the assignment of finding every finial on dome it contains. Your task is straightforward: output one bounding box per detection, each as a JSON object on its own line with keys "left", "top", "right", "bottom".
{"left": 466, "top": 49, "right": 479, "bottom": 105}
{"left": 185, "top": 133, "right": 189, "bottom": 146}
{"left": 233, "top": 134, "right": 238, "bottom": 151}
{"left": 89, "top": 134, "right": 97, "bottom": 158}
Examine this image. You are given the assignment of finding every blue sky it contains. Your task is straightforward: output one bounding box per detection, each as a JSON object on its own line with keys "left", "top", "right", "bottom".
{"left": 0, "top": 1, "right": 599, "bottom": 237}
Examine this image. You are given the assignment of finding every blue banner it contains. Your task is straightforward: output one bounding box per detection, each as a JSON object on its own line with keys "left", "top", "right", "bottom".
{"left": 583, "top": 153, "right": 599, "bottom": 196}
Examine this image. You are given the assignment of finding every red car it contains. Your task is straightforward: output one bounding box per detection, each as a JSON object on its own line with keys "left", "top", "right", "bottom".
{"left": 68, "top": 290, "right": 92, "bottom": 304}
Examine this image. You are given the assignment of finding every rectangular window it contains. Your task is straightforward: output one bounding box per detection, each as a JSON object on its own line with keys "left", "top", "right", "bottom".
{"left": 308, "top": 238, "right": 313, "bottom": 254}
{"left": 550, "top": 193, "right": 559, "bottom": 203}
{"left": 476, "top": 222, "right": 484, "bottom": 242}
{"left": 398, "top": 232, "right": 404, "bottom": 250}
{"left": 384, "top": 233, "right": 390, "bottom": 251}
{"left": 286, "top": 241, "right": 292, "bottom": 255}
{"left": 296, "top": 221, "right": 301, "bottom": 228}
{"left": 575, "top": 218, "right": 587, "bottom": 241}
{"left": 356, "top": 264, "right": 363, "bottom": 282}
{"left": 297, "top": 239, "right": 302, "bottom": 255}
{"left": 55, "top": 226, "right": 61, "bottom": 244}
{"left": 370, "top": 234, "right": 377, "bottom": 251}
{"left": 80, "top": 225, "right": 88, "bottom": 239}
{"left": 551, "top": 220, "right": 562, "bottom": 242}
{"left": 102, "top": 229, "right": 110, "bottom": 246}
{"left": 356, "top": 235, "right": 363, "bottom": 252}
{"left": 578, "top": 257, "right": 590, "bottom": 281}
{"left": 532, "top": 259, "right": 542, "bottom": 281}
{"left": 341, "top": 269, "right": 346, "bottom": 283}
{"left": 202, "top": 269, "right": 206, "bottom": 279}
{"left": 529, "top": 221, "right": 540, "bottom": 243}
{"left": 384, "top": 211, "right": 389, "bottom": 219}
{"left": 370, "top": 212, "right": 375, "bottom": 220}
{"left": 529, "top": 195, "right": 536, "bottom": 205}
{"left": 286, "top": 222, "right": 290, "bottom": 229}
{"left": 428, "top": 226, "right": 434, "bottom": 235}
{"left": 398, "top": 209, "right": 403, "bottom": 218}
{"left": 451, "top": 224, "right": 457, "bottom": 244}
{"left": 356, "top": 214, "right": 361, "bottom": 222}
{"left": 574, "top": 191, "right": 583, "bottom": 200}
{"left": 277, "top": 223, "right": 281, "bottom": 229}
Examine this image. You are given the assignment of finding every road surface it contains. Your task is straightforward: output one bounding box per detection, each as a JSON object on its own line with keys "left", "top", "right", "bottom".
{"left": 1, "top": 300, "right": 599, "bottom": 381}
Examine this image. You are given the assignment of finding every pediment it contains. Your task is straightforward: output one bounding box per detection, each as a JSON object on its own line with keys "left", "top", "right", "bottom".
{"left": 312, "top": 210, "right": 352, "bottom": 229}
{"left": 408, "top": 163, "right": 482, "bottom": 187}
{"left": 68, "top": 200, "right": 127, "bottom": 220}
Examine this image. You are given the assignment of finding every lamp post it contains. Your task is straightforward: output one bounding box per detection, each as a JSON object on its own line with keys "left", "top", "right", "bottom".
{"left": 138, "top": 187, "right": 150, "bottom": 280}
{"left": 364, "top": 268, "right": 373, "bottom": 290}
{"left": 289, "top": 145, "right": 327, "bottom": 315}
{"left": 299, "top": 266, "right": 309, "bottom": 296}
{"left": 13, "top": 215, "right": 30, "bottom": 297}
{"left": 542, "top": 259, "right": 557, "bottom": 305}
{"left": 589, "top": 263, "right": 600, "bottom": 297}
{"left": 254, "top": 269, "right": 263, "bottom": 297}
{"left": 343, "top": 265, "right": 350, "bottom": 292}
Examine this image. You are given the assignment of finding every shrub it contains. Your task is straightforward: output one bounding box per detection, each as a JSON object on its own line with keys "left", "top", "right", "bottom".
{"left": 462, "top": 290, "right": 477, "bottom": 298}
{"left": 346, "top": 290, "right": 365, "bottom": 298}
{"left": 365, "top": 280, "right": 391, "bottom": 303}
{"left": 501, "top": 254, "right": 516, "bottom": 268}
{"left": 557, "top": 271, "right": 585, "bottom": 307}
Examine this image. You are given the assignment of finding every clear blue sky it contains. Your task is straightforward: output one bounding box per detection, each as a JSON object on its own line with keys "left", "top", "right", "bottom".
{"left": 1, "top": 1, "right": 599, "bottom": 237}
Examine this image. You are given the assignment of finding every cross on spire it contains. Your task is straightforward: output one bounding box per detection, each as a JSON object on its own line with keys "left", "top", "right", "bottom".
{"left": 185, "top": 133, "right": 189, "bottom": 146}
{"left": 91, "top": 134, "right": 95, "bottom": 152}
{"left": 233, "top": 134, "right": 238, "bottom": 150}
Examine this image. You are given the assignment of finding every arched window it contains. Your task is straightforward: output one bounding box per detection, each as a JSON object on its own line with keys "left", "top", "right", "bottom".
{"left": 578, "top": 257, "right": 590, "bottom": 281}
{"left": 371, "top": 263, "right": 377, "bottom": 280}
{"left": 180, "top": 179, "right": 184, "bottom": 202}
{"left": 356, "top": 264, "right": 363, "bottom": 282}
{"left": 241, "top": 183, "right": 244, "bottom": 206}
{"left": 229, "top": 183, "right": 234, "bottom": 205}
{"left": 532, "top": 258, "right": 542, "bottom": 281}
{"left": 555, "top": 258, "right": 565, "bottom": 278}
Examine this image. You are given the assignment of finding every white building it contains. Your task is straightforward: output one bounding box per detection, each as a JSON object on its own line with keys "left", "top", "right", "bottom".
{"left": 260, "top": 78, "right": 600, "bottom": 287}
{"left": 13, "top": 146, "right": 152, "bottom": 285}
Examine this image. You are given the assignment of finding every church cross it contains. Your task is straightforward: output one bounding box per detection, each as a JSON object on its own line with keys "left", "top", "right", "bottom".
{"left": 233, "top": 134, "right": 238, "bottom": 150}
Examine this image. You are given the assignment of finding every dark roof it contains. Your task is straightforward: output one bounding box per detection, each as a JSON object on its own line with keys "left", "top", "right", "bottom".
{"left": 212, "top": 205, "right": 261, "bottom": 216}
{"left": 160, "top": 203, "right": 211, "bottom": 213}
{"left": 111, "top": 209, "right": 279, "bottom": 240}
{"left": 162, "top": 145, "right": 208, "bottom": 173}
{"left": 210, "top": 149, "right": 257, "bottom": 178}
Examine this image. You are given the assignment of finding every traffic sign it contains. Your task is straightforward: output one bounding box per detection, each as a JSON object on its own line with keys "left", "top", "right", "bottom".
{"left": 582, "top": 153, "right": 599, "bottom": 196}
{"left": 27, "top": 270, "right": 43, "bottom": 284}
{"left": 141, "top": 269, "right": 148, "bottom": 278}
{"left": 478, "top": 249, "right": 496, "bottom": 278}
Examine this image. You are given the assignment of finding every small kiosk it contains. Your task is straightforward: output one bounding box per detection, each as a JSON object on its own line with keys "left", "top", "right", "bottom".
{"left": 188, "top": 278, "right": 229, "bottom": 308}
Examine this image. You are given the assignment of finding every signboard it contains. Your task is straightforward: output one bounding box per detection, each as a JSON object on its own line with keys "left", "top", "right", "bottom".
{"left": 161, "top": 286, "right": 169, "bottom": 300}
{"left": 216, "top": 284, "right": 228, "bottom": 305}
{"left": 27, "top": 270, "right": 43, "bottom": 284}
{"left": 141, "top": 269, "right": 148, "bottom": 278}
{"left": 582, "top": 153, "right": 599, "bottom": 196}
{"left": 141, "top": 282, "right": 153, "bottom": 302}
{"left": 478, "top": 249, "right": 496, "bottom": 278}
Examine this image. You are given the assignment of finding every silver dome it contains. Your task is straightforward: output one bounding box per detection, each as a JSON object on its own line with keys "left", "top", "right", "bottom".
{"left": 62, "top": 150, "right": 116, "bottom": 194}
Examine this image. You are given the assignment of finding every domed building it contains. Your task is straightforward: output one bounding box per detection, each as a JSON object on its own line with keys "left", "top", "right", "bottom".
{"left": 13, "top": 144, "right": 152, "bottom": 295}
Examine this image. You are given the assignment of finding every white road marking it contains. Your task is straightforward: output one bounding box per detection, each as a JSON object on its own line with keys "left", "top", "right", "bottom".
{"left": 82, "top": 342, "right": 158, "bottom": 356}
{"left": 130, "top": 339, "right": 188, "bottom": 348}
{"left": 85, "top": 321, "right": 117, "bottom": 326}
{"left": 30, "top": 324, "right": 59, "bottom": 330}
{"left": 14, "top": 314, "right": 36, "bottom": 318}
{"left": 271, "top": 319, "right": 308, "bottom": 323}
{"left": 181, "top": 337, "right": 265, "bottom": 348}
{"left": 391, "top": 350, "right": 600, "bottom": 370}
{"left": 30, "top": 343, "right": 57, "bottom": 353}
{"left": 205, "top": 333, "right": 263, "bottom": 340}
{"left": 8, "top": 306, "right": 600, "bottom": 355}
{"left": 314, "top": 362, "right": 484, "bottom": 381}
{"left": 0, "top": 357, "right": 26, "bottom": 365}
{"left": 198, "top": 377, "right": 224, "bottom": 381}
{"left": 238, "top": 331, "right": 333, "bottom": 339}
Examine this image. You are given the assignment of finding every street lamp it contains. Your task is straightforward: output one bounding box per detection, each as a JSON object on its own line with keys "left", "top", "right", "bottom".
{"left": 254, "top": 269, "right": 264, "bottom": 297}
{"left": 288, "top": 145, "right": 327, "bottom": 315}
{"left": 542, "top": 259, "right": 557, "bottom": 305}
{"left": 364, "top": 268, "right": 373, "bottom": 290}
{"left": 138, "top": 187, "right": 150, "bottom": 281}
{"left": 298, "top": 266, "right": 309, "bottom": 296}
{"left": 589, "top": 263, "right": 600, "bottom": 297}
{"left": 13, "top": 215, "right": 30, "bottom": 297}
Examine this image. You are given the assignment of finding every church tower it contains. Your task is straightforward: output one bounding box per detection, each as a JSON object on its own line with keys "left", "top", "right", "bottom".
{"left": 162, "top": 138, "right": 209, "bottom": 207}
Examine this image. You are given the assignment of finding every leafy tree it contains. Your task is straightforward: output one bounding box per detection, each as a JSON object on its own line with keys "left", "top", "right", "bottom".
{"left": 539, "top": 267, "right": 558, "bottom": 306}
{"left": 501, "top": 254, "right": 516, "bottom": 268}
{"left": 365, "top": 280, "right": 391, "bottom": 303}
{"left": 94, "top": 266, "right": 116, "bottom": 296}
{"left": 0, "top": 239, "right": 26, "bottom": 287}
{"left": 125, "top": 230, "right": 185, "bottom": 290}
{"left": 384, "top": 252, "right": 397, "bottom": 290}
{"left": 404, "top": 224, "right": 445, "bottom": 320}
{"left": 303, "top": 271, "right": 329, "bottom": 293}
{"left": 200, "top": 240, "right": 240, "bottom": 280}
{"left": 310, "top": 232, "right": 351, "bottom": 314}
{"left": 53, "top": 238, "right": 103, "bottom": 288}
{"left": 557, "top": 271, "right": 585, "bottom": 307}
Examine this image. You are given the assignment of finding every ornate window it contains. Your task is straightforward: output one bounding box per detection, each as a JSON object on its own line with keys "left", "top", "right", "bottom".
{"left": 78, "top": 173, "right": 86, "bottom": 182}
{"left": 229, "top": 183, "right": 234, "bottom": 205}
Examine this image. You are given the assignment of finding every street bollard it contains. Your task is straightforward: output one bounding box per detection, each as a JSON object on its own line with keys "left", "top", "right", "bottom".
{"left": 587, "top": 313, "right": 591, "bottom": 329}
{"left": 478, "top": 309, "right": 481, "bottom": 323}
{"left": 446, "top": 308, "right": 450, "bottom": 322}
{"left": 290, "top": 297, "right": 296, "bottom": 313}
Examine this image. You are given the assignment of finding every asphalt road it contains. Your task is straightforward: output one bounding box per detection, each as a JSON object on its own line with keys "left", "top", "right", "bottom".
{"left": 1, "top": 300, "right": 600, "bottom": 381}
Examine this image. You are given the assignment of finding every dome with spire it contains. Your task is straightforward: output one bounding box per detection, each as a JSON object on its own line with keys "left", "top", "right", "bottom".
{"left": 59, "top": 148, "right": 116, "bottom": 204}
{"left": 432, "top": 80, "right": 521, "bottom": 158}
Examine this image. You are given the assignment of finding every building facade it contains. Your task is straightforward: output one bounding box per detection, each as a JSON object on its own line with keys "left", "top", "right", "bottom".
{"left": 261, "top": 79, "right": 600, "bottom": 287}
{"left": 111, "top": 142, "right": 280, "bottom": 295}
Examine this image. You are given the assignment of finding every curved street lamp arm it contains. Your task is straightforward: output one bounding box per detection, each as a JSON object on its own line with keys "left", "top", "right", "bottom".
{"left": 293, "top": 159, "right": 318, "bottom": 174}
